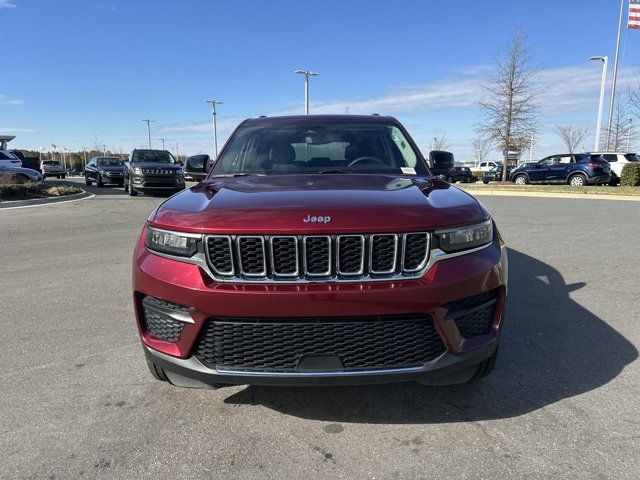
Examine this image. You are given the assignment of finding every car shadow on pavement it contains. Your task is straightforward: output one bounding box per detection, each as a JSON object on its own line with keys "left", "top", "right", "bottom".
{"left": 223, "top": 248, "right": 638, "bottom": 423}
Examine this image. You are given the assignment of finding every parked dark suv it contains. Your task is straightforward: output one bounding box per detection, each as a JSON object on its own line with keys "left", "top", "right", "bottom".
{"left": 509, "top": 154, "right": 611, "bottom": 186}
{"left": 133, "top": 115, "right": 508, "bottom": 389}
{"left": 445, "top": 166, "right": 475, "bottom": 183}
{"left": 84, "top": 156, "right": 125, "bottom": 187}
{"left": 124, "top": 149, "right": 185, "bottom": 196}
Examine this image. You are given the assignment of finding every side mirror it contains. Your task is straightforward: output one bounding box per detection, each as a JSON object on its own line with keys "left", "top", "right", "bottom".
{"left": 187, "top": 154, "right": 211, "bottom": 173}
{"left": 428, "top": 150, "right": 455, "bottom": 176}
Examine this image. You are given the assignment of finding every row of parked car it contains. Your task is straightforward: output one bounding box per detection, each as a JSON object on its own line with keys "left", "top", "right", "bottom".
{"left": 82, "top": 149, "right": 214, "bottom": 196}
{"left": 475, "top": 152, "right": 638, "bottom": 186}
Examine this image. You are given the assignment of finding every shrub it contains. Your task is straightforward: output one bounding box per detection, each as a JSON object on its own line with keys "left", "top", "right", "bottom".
{"left": 44, "top": 185, "right": 83, "bottom": 196}
{"left": 0, "top": 181, "right": 39, "bottom": 198}
{"left": 620, "top": 163, "right": 640, "bottom": 186}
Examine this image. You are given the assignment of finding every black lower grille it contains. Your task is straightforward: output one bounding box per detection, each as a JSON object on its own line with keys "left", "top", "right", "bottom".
{"left": 193, "top": 315, "right": 446, "bottom": 372}
{"left": 141, "top": 296, "right": 186, "bottom": 342}
{"left": 447, "top": 289, "right": 499, "bottom": 338}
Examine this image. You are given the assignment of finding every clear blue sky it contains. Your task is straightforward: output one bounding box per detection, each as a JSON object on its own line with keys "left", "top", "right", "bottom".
{"left": 2, "top": 0, "right": 640, "bottom": 160}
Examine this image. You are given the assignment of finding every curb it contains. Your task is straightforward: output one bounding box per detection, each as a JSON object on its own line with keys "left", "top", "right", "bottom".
{"left": 460, "top": 188, "right": 640, "bottom": 202}
{"left": 0, "top": 190, "right": 95, "bottom": 210}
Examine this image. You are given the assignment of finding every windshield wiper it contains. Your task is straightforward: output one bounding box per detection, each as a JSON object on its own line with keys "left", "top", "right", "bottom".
{"left": 317, "top": 169, "right": 352, "bottom": 174}
{"left": 213, "top": 173, "right": 266, "bottom": 177}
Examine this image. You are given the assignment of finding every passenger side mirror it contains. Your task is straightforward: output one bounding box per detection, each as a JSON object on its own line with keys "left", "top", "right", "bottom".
{"left": 187, "top": 154, "right": 211, "bottom": 173}
{"left": 428, "top": 150, "right": 455, "bottom": 176}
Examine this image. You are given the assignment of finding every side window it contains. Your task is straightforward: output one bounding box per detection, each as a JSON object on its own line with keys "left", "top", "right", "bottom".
{"left": 480, "top": 162, "right": 486, "bottom": 167}
{"left": 603, "top": 154, "right": 618, "bottom": 162}
{"left": 389, "top": 126, "right": 417, "bottom": 167}
{"left": 540, "top": 156, "right": 559, "bottom": 167}
{"left": 559, "top": 156, "right": 573, "bottom": 164}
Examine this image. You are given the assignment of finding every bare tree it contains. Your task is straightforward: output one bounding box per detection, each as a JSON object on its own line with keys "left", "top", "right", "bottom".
{"left": 472, "top": 136, "right": 495, "bottom": 166}
{"left": 602, "top": 93, "right": 635, "bottom": 151}
{"left": 431, "top": 135, "right": 450, "bottom": 151}
{"left": 553, "top": 125, "right": 589, "bottom": 154}
{"left": 478, "top": 28, "right": 539, "bottom": 181}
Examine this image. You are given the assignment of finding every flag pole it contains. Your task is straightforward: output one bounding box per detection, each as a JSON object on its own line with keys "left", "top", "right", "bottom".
{"left": 606, "top": 0, "right": 625, "bottom": 150}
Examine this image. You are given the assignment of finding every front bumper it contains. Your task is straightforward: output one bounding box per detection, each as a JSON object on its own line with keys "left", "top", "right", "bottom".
{"left": 131, "top": 174, "right": 185, "bottom": 190}
{"left": 133, "top": 233, "right": 508, "bottom": 387}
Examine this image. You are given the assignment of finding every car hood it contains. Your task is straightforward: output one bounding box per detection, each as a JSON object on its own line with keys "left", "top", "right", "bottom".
{"left": 150, "top": 174, "right": 485, "bottom": 234}
{"left": 3, "top": 165, "right": 39, "bottom": 176}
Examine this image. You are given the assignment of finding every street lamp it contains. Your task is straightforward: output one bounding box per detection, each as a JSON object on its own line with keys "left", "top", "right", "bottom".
{"left": 205, "top": 100, "right": 223, "bottom": 158}
{"left": 142, "top": 119, "right": 155, "bottom": 149}
{"left": 589, "top": 56, "right": 608, "bottom": 151}
{"left": 294, "top": 69, "right": 319, "bottom": 115}
{"left": 159, "top": 138, "right": 166, "bottom": 150}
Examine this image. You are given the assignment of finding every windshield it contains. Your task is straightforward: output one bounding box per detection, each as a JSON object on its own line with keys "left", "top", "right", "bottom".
{"left": 210, "top": 122, "right": 427, "bottom": 176}
{"left": 97, "top": 157, "right": 124, "bottom": 167}
{"left": 625, "top": 153, "right": 639, "bottom": 162}
{"left": 132, "top": 150, "right": 176, "bottom": 164}
{"left": 43, "top": 161, "right": 61, "bottom": 166}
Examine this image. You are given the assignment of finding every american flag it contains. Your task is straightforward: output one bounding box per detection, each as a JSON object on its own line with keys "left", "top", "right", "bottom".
{"left": 630, "top": 0, "right": 640, "bottom": 30}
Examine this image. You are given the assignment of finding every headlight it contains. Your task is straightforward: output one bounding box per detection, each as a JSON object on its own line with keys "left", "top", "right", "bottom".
{"left": 176, "top": 167, "right": 184, "bottom": 175}
{"left": 435, "top": 220, "right": 493, "bottom": 253}
{"left": 132, "top": 167, "right": 143, "bottom": 174}
{"left": 99, "top": 170, "right": 108, "bottom": 174}
{"left": 145, "top": 226, "right": 200, "bottom": 257}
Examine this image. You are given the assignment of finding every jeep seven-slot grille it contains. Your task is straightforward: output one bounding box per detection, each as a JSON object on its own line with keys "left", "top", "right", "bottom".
{"left": 193, "top": 315, "right": 446, "bottom": 372}
{"left": 205, "top": 233, "right": 430, "bottom": 282}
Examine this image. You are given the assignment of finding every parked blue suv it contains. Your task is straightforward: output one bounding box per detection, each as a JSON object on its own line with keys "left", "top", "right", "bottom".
{"left": 509, "top": 154, "right": 611, "bottom": 186}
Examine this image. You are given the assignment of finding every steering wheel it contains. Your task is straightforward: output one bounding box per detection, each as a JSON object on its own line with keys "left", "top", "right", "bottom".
{"left": 348, "top": 156, "right": 386, "bottom": 167}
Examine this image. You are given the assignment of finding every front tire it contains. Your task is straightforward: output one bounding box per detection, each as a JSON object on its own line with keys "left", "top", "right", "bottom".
{"left": 146, "top": 359, "right": 168, "bottom": 382}
{"left": 472, "top": 347, "right": 499, "bottom": 379}
{"left": 128, "top": 180, "right": 138, "bottom": 196}
{"left": 96, "top": 175, "right": 103, "bottom": 188}
{"left": 61, "top": 174, "right": 66, "bottom": 179}
{"left": 85, "top": 177, "right": 92, "bottom": 186}
{"left": 514, "top": 174, "right": 528, "bottom": 185}
{"left": 569, "top": 174, "right": 587, "bottom": 186}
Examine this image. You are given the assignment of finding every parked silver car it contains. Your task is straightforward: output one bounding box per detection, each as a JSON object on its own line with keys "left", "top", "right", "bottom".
{"left": 41, "top": 160, "right": 66, "bottom": 179}
{"left": 0, "top": 164, "right": 44, "bottom": 183}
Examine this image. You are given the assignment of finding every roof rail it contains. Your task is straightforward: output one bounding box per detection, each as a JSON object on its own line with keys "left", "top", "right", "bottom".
{"left": 371, "top": 113, "right": 380, "bottom": 116}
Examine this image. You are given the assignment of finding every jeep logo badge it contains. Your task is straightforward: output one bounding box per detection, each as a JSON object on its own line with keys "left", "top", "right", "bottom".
{"left": 303, "top": 214, "right": 331, "bottom": 224}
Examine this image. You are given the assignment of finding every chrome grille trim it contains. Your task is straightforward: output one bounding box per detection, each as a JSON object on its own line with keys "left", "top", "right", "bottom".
{"left": 336, "top": 235, "right": 365, "bottom": 276}
{"left": 369, "top": 234, "right": 398, "bottom": 275}
{"left": 191, "top": 232, "right": 453, "bottom": 283}
{"left": 204, "top": 235, "right": 235, "bottom": 276}
{"left": 270, "top": 236, "right": 299, "bottom": 277}
{"left": 236, "top": 236, "right": 267, "bottom": 277}
{"left": 303, "top": 235, "right": 332, "bottom": 277}
{"left": 401, "top": 232, "right": 430, "bottom": 273}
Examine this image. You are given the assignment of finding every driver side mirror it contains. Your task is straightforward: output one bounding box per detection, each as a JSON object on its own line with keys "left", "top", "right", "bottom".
{"left": 429, "top": 150, "right": 455, "bottom": 176}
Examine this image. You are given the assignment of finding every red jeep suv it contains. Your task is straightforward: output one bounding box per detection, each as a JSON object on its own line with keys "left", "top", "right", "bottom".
{"left": 133, "top": 115, "right": 508, "bottom": 388}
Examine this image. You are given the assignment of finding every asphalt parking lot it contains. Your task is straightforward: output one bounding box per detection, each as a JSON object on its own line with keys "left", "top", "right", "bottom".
{"left": 1, "top": 178, "right": 638, "bottom": 480}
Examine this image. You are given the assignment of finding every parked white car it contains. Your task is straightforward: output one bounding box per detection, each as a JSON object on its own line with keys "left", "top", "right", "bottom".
{"left": 0, "top": 149, "right": 23, "bottom": 168}
{"left": 590, "top": 152, "right": 639, "bottom": 184}
{"left": 478, "top": 161, "right": 502, "bottom": 172}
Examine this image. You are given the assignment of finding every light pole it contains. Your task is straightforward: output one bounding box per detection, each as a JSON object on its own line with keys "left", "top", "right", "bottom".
{"left": 627, "top": 118, "right": 633, "bottom": 151}
{"left": 205, "top": 100, "right": 223, "bottom": 158}
{"left": 159, "top": 138, "right": 166, "bottom": 150}
{"left": 607, "top": 0, "right": 625, "bottom": 150}
{"left": 294, "top": 69, "right": 319, "bottom": 115}
{"left": 589, "top": 56, "right": 608, "bottom": 151}
{"left": 142, "top": 119, "right": 155, "bottom": 149}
